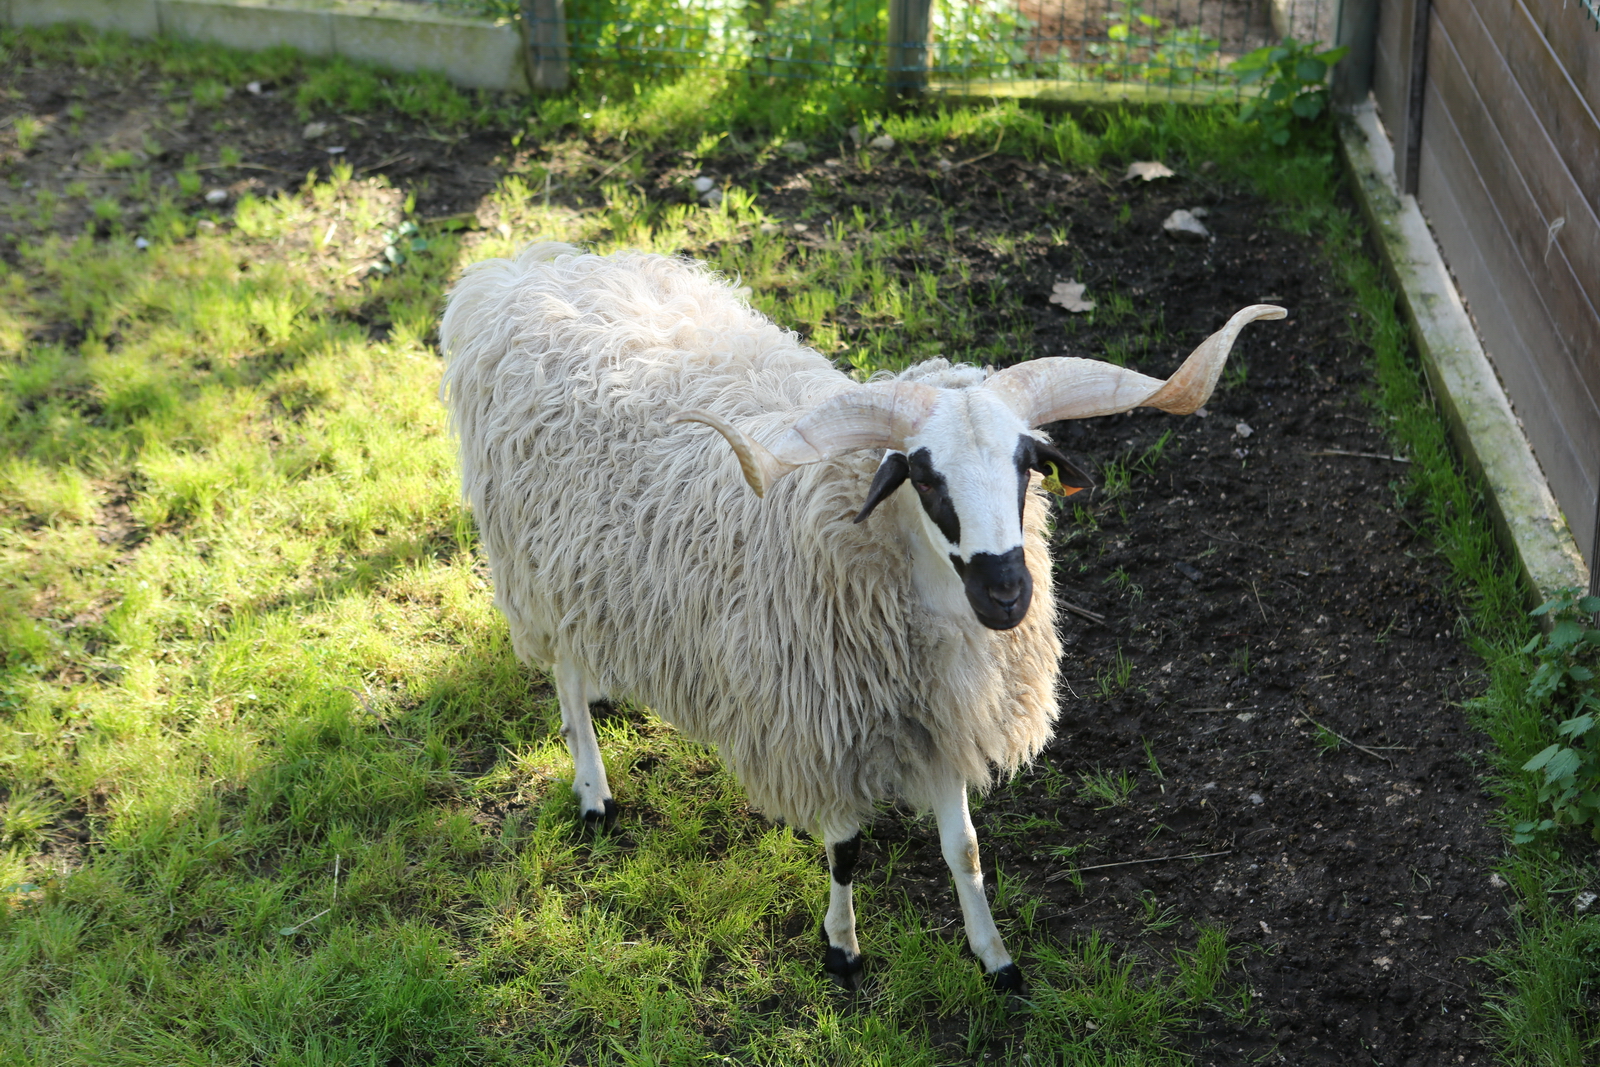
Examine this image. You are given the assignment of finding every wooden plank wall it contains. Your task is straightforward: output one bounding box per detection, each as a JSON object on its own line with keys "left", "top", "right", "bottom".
{"left": 1371, "top": 0, "right": 1416, "bottom": 181}
{"left": 1381, "top": 0, "right": 1600, "bottom": 571}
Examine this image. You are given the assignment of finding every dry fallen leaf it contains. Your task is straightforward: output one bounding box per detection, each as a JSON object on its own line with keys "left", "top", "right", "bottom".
{"left": 1125, "top": 160, "right": 1176, "bottom": 182}
{"left": 1049, "top": 281, "right": 1095, "bottom": 313}
{"left": 1162, "top": 208, "right": 1210, "bottom": 241}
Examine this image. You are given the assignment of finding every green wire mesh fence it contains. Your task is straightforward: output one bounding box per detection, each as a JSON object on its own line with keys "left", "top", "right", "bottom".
{"left": 435, "top": 0, "right": 1338, "bottom": 97}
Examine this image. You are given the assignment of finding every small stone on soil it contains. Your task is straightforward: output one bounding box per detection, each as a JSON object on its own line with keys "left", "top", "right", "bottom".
{"left": 1049, "top": 280, "right": 1095, "bottom": 312}
{"left": 1126, "top": 160, "right": 1176, "bottom": 181}
{"left": 1163, "top": 209, "right": 1210, "bottom": 241}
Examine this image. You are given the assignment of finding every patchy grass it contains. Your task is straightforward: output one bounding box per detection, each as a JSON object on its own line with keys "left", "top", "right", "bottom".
{"left": 0, "top": 32, "right": 1276, "bottom": 1067}
{"left": 2, "top": 22, "right": 1594, "bottom": 1067}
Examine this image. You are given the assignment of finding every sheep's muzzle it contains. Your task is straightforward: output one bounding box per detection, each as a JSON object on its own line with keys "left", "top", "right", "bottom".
{"left": 952, "top": 548, "right": 1033, "bottom": 630}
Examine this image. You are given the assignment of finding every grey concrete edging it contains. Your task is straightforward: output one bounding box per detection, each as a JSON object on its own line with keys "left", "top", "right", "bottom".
{"left": 1339, "top": 102, "right": 1590, "bottom": 606}
{"left": 3, "top": 0, "right": 529, "bottom": 93}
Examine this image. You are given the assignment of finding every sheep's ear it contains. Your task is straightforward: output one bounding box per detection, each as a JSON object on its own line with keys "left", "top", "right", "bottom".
{"left": 853, "top": 451, "right": 909, "bottom": 524}
{"left": 1030, "top": 441, "right": 1093, "bottom": 497}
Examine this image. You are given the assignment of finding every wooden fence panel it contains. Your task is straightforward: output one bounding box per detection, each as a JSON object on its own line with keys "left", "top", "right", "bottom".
{"left": 1491, "top": 2, "right": 1600, "bottom": 228}
{"left": 1432, "top": 1, "right": 1600, "bottom": 352}
{"left": 1417, "top": 109, "right": 1599, "bottom": 555}
{"left": 1372, "top": 0, "right": 1413, "bottom": 137}
{"left": 1412, "top": 0, "right": 1600, "bottom": 568}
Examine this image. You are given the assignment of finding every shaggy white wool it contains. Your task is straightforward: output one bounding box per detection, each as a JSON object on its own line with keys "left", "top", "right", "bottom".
{"left": 441, "top": 243, "right": 1060, "bottom": 839}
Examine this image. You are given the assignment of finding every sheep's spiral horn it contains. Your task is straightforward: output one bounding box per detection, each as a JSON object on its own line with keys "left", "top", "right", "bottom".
{"left": 984, "top": 304, "right": 1287, "bottom": 426}
{"left": 672, "top": 381, "right": 939, "bottom": 497}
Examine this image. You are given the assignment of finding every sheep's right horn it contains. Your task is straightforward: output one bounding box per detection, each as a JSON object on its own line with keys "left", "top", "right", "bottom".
{"left": 674, "top": 381, "right": 939, "bottom": 497}
{"left": 985, "top": 304, "right": 1286, "bottom": 425}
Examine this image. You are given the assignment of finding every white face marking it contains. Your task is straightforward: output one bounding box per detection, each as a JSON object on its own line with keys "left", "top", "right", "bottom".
{"left": 904, "top": 390, "right": 1031, "bottom": 563}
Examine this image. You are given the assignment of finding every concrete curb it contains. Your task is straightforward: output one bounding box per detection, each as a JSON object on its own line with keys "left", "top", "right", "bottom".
{"left": 1338, "top": 102, "right": 1590, "bottom": 606}
{"left": 3, "top": 0, "right": 529, "bottom": 93}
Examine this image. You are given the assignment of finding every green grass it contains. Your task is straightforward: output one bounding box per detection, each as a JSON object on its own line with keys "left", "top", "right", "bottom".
{"left": 0, "top": 28, "right": 1281, "bottom": 1067}
{"left": 3, "top": 21, "right": 1595, "bottom": 1066}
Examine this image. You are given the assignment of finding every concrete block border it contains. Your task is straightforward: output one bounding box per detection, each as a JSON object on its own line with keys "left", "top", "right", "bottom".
{"left": 1, "top": 0, "right": 529, "bottom": 93}
{"left": 1339, "top": 102, "right": 1591, "bottom": 605}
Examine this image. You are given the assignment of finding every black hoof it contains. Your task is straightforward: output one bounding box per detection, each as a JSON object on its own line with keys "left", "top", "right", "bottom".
{"left": 581, "top": 798, "right": 619, "bottom": 833}
{"left": 823, "top": 946, "right": 864, "bottom": 991}
{"left": 986, "top": 962, "right": 1026, "bottom": 996}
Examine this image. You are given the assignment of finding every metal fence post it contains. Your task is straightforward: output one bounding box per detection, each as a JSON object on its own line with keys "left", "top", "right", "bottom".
{"left": 520, "top": 0, "right": 570, "bottom": 92}
{"left": 1332, "top": 0, "right": 1379, "bottom": 108}
{"left": 887, "top": 0, "right": 932, "bottom": 97}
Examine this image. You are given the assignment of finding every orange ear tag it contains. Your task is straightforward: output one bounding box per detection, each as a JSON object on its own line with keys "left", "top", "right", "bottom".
{"left": 1041, "top": 462, "right": 1084, "bottom": 498}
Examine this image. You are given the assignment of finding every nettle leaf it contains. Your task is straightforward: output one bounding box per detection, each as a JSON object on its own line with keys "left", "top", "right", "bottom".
{"left": 1542, "top": 747, "right": 1582, "bottom": 784}
{"left": 1578, "top": 595, "right": 1600, "bottom": 615}
{"left": 1557, "top": 714, "right": 1596, "bottom": 738}
{"left": 1529, "top": 662, "right": 1566, "bottom": 700}
{"left": 1569, "top": 665, "right": 1595, "bottom": 682}
{"left": 1291, "top": 94, "right": 1324, "bottom": 120}
{"left": 1523, "top": 743, "right": 1562, "bottom": 773}
{"left": 1295, "top": 58, "right": 1328, "bottom": 83}
{"left": 1549, "top": 619, "right": 1585, "bottom": 650}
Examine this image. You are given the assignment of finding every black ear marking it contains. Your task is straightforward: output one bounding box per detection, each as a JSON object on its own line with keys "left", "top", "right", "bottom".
{"left": 853, "top": 452, "right": 910, "bottom": 524}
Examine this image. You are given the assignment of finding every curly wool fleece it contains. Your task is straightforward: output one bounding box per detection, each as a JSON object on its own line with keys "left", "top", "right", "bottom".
{"left": 440, "top": 243, "right": 1060, "bottom": 839}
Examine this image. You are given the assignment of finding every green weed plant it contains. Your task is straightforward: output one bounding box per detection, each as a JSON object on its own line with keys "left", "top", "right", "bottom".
{"left": 1514, "top": 590, "right": 1600, "bottom": 843}
{"left": 1232, "top": 38, "right": 1348, "bottom": 146}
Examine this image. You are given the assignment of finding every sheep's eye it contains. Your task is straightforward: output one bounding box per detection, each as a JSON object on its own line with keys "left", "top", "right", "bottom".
{"left": 913, "top": 481, "right": 934, "bottom": 494}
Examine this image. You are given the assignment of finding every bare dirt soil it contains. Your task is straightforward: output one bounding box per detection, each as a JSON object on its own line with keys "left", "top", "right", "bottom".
{"left": 4, "top": 56, "right": 1508, "bottom": 1067}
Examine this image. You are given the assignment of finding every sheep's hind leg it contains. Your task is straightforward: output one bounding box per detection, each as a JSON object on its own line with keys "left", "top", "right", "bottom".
{"left": 822, "top": 830, "right": 865, "bottom": 990}
{"left": 554, "top": 660, "right": 617, "bottom": 831}
{"left": 931, "top": 776, "right": 1024, "bottom": 994}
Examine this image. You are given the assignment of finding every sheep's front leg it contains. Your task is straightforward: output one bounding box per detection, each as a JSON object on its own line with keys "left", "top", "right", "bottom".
{"left": 554, "top": 660, "right": 617, "bottom": 830}
{"left": 931, "top": 776, "right": 1024, "bottom": 993}
{"left": 823, "top": 830, "right": 865, "bottom": 989}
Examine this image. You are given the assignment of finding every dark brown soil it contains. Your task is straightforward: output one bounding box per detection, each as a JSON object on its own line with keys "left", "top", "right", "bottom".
{"left": 2, "top": 49, "right": 1507, "bottom": 1067}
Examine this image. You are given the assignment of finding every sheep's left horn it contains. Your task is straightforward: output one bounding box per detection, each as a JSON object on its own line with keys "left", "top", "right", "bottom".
{"left": 673, "top": 381, "right": 939, "bottom": 497}
{"left": 670, "top": 408, "right": 796, "bottom": 498}
{"left": 985, "top": 304, "right": 1286, "bottom": 425}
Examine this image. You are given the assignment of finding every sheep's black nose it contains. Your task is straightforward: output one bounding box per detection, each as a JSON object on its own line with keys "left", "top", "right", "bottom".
{"left": 989, "top": 582, "right": 1023, "bottom": 611}
{"left": 959, "top": 548, "right": 1033, "bottom": 630}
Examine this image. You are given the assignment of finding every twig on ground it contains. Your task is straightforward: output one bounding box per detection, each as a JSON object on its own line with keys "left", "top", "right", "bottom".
{"left": 949, "top": 128, "right": 1006, "bottom": 170}
{"left": 342, "top": 686, "right": 395, "bottom": 737}
{"left": 195, "top": 163, "right": 296, "bottom": 174}
{"left": 277, "top": 907, "right": 330, "bottom": 936}
{"left": 1301, "top": 715, "right": 1413, "bottom": 765}
{"left": 1306, "top": 449, "right": 1410, "bottom": 463}
{"left": 1183, "top": 705, "right": 1257, "bottom": 713}
{"left": 1204, "top": 529, "right": 1268, "bottom": 550}
{"left": 1045, "top": 849, "right": 1232, "bottom": 882}
{"left": 1061, "top": 600, "right": 1106, "bottom": 624}
{"left": 357, "top": 152, "right": 414, "bottom": 175}
{"left": 1251, "top": 580, "right": 1269, "bottom": 623}
{"left": 588, "top": 149, "right": 642, "bottom": 186}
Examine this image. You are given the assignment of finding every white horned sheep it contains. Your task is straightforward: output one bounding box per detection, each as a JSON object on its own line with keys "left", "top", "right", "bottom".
{"left": 440, "top": 241, "right": 1282, "bottom": 991}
